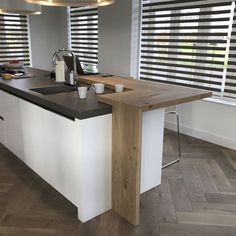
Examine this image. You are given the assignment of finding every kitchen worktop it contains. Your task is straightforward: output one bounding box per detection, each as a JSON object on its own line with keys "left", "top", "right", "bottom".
{"left": 0, "top": 67, "right": 211, "bottom": 120}
{"left": 0, "top": 68, "right": 112, "bottom": 120}
{"left": 80, "top": 75, "right": 212, "bottom": 111}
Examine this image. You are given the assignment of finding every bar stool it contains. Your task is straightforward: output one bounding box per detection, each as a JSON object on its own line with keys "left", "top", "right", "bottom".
{"left": 162, "top": 106, "right": 181, "bottom": 169}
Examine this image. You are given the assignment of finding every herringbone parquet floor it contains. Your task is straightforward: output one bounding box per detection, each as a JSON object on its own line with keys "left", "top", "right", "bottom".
{"left": 0, "top": 129, "right": 236, "bottom": 236}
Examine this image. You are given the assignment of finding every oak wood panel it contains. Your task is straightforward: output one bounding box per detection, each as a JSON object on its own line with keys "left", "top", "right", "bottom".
{"left": 192, "top": 202, "right": 236, "bottom": 215}
{"left": 177, "top": 212, "right": 236, "bottom": 227}
{"left": 138, "top": 189, "right": 159, "bottom": 235}
{"left": 80, "top": 75, "right": 212, "bottom": 111}
{"left": 194, "top": 163, "right": 219, "bottom": 194}
{"left": 158, "top": 176, "right": 177, "bottom": 223}
{"left": 160, "top": 222, "right": 236, "bottom": 236}
{"left": 205, "top": 193, "right": 236, "bottom": 204}
{"left": 168, "top": 175, "right": 193, "bottom": 212}
{"left": 112, "top": 102, "right": 142, "bottom": 225}
{"left": 224, "top": 150, "right": 236, "bottom": 171}
{"left": 181, "top": 166, "right": 207, "bottom": 203}
{"left": 204, "top": 159, "right": 231, "bottom": 187}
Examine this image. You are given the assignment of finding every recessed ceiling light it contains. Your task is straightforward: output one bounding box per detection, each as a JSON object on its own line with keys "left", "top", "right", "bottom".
{"left": 0, "top": 0, "right": 42, "bottom": 15}
{"left": 25, "top": 0, "right": 114, "bottom": 7}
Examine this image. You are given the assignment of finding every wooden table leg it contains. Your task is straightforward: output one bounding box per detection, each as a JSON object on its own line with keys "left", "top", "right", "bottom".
{"left": 112, "top": 102, "right": 142, "bottom": 225}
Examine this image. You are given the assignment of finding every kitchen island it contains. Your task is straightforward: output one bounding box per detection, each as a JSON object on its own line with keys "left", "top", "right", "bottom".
{"left": 0, "top": 68, "right": 211, "bottom": 225}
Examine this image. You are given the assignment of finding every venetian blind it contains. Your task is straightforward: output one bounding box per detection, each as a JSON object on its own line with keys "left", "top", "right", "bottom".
{"left": 0, "top": 14, "right": 30, "bottom": 66}
{"left": 140, "top": 0, "right": 233, "bottom": 94}
{"left": 224, "top": 4, "right": 236, "bottom": 98}
{"left": 70, "top": 7, "right": 98, "bottom": 71}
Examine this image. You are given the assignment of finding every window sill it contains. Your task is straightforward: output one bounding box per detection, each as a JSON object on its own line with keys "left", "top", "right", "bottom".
{"left": 203, "top": 96, "right": 236, "bottom": 108}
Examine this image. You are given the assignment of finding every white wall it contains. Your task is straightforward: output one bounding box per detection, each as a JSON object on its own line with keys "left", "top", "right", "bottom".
{"left": 98, "top": 0, "right": 133, "bottom": 77}
{"left": 165, "top": 100, "right": 236, "bottom": 150}
{"left": 29, "top": 6, "right": 68, "bottom": 71}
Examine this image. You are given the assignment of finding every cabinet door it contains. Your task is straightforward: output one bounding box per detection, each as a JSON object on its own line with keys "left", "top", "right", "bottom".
{"left": 18, "top": 99, "right": 79, "bottom": 206}
{"left": 1, "top": 91, "right": 24, "bottom": 158}
{"left": 19, "top": 99, "right": 43, "bottom": 165}
{"left": 40, "top": 108, "right": 80, "bottom": 206}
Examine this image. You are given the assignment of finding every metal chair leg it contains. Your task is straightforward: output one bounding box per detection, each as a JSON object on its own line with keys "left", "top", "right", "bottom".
{"left": 162, "top": 111, "right": 181, "bottom": 169}
{"left": 176, "top": 111, "right": 181, "bottom": 158}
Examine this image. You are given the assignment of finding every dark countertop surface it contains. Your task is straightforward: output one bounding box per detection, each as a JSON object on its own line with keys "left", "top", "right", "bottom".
{"left": 0, "top": 68, "right": 112, "bottom": 120}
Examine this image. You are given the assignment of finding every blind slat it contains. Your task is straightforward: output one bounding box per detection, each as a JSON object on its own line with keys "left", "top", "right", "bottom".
{"left": 143, "top": 1, "right": 232, "bottom": 13}
{"left": 141, "top": 55, "right": 225, "bottom": 66}
{"left": 141, "top": 65, "right": 223, "bottom": 79}
{"left": 141, "top": 76, "right": 221, "bottom": 92}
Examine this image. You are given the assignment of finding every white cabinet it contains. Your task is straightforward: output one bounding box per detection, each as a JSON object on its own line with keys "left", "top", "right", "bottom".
{"left": 0, "top": 89, "right": 112, "bottom": 223}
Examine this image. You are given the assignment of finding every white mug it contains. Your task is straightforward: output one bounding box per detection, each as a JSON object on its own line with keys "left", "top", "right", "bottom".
{"left": 91, "top": 83, "right": 105, "bottom": 94}
{"left": 78, "top": 87, "right": 87, "bottom": 99}
{"left": 115, "top": 84, "right": 124, "bottom": 93}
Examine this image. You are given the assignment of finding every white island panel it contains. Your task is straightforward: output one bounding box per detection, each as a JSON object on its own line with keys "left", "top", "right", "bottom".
{"left": 140, "top": 108, "right": 165, "bottom": 194}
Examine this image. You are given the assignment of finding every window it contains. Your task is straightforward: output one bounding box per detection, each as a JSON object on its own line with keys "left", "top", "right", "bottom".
{"left": 69, "top": 7, "right": 98, "bottom": 72}
{"left": 140, "top": 0, "right": 236, "bottom": 99}
{"left": 0, "top": 13, "right": 31, "bottom": 66}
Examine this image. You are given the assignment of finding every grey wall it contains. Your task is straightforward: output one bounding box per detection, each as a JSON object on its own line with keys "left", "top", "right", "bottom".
{"left": 98, "top": 0, "right": 133, "bottom": 77}
{"left": 29, "top": 1, "right": 133, "bottom": 75}
{"left": 29, "top": 6, "right": 68, "bottom": 71}
{"left": 58, "top": 7, "right": 69, "bottom": 48}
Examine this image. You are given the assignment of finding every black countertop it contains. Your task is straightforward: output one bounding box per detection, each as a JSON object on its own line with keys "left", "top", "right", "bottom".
{"left": 0, "top": 68, "right": 112, "bottom": 120}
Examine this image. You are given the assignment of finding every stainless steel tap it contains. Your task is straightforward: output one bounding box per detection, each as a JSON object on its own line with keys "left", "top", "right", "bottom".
{"left": 52, "top": 48, "right": 78, "bottom": 87}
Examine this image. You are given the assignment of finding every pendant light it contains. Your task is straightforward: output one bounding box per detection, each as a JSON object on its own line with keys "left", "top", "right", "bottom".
{"left": 0, "top": 0, "right": 42, "bottom": 15}
{"left": 25, "top": 0, "right": 114, "bottom": 7}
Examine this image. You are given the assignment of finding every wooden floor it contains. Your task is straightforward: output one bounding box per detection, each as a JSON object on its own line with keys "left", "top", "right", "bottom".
{"left": 0, "top": 130, "right": 236, "bottom": 236}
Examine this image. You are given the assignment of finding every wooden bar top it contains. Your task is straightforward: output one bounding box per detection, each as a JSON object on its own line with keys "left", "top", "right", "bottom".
{"left": 80, "top": 75, "right": 212, "bottom": 111}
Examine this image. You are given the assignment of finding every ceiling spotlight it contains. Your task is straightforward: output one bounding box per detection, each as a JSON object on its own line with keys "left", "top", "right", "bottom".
{"left": 25, "top": 0, "right": 114, "bottom": 7}
{"left": 0, "top": 0, "right": 42, "bottom": 15}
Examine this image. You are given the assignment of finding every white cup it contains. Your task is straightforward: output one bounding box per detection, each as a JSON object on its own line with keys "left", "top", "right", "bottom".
{"left": 78, "top": 87, "right": 87, "bottom": 99}
{"left": 115, "top": 84, "right": 124, "bottom": 93}
{"left": 91, "top": 83, "right": 105, "bottom": 94}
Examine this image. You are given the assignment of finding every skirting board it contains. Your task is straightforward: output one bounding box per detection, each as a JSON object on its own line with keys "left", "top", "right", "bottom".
{"left": 165, "top": 121, "right": 236, "bottom": 151}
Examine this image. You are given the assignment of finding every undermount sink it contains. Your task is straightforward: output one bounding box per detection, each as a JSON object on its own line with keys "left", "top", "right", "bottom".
{"left": 29, "top": 84, "right": 77, "bottom": 95}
